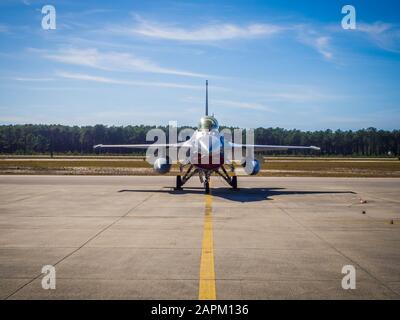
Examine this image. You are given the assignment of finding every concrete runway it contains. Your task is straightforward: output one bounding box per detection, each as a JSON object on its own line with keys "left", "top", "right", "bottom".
{"left": 0, "top": 175, "right": 399, "bottom": 299}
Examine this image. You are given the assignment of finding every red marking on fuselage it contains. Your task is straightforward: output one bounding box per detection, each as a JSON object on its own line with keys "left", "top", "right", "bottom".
{"left": 194, "top": 154, "right": 224, "bottom": 170}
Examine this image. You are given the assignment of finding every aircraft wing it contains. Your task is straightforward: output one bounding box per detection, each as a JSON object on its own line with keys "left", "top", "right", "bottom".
{"left": 229, "top": 142, "right": 320, "bottom": 151}
{"left": 93, "top": 141, "right": 191, "bottom": 149}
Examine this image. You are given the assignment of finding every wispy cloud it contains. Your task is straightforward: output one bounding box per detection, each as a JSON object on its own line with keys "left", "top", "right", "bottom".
{"left": 358, "top": 21, "right": 392, "bottom": 35}
{"left": 13, "top": 77, "right": 54, "bottom": 82}
{"left": 313, "top": 36, "right": 333, "bottom": 59}
{"left": 57, "top": 72, "right": 122, "bottom": 84}
{"left": 357, "top": 21, "right": 400, "bottom": 53}
{"left": 262, "top": 90, "right": 339, "bottom": 103}
{"left": 56, "top": 71, "right": 202, "bottom": 89}
{"left": 296, "top": 26, "right": 333, "bottom": 60}
{"left": 108, "top": 16, "right": 339, "bottom": 62}
{"left": 38, "top": 48, "right": 209, "bottom": 78}
{"left": 110, "top": 15, "right": 283, "bottom": 41}
{"left": 108, "top": 16, "right": 339, "bottom": 61}
{"left": 213, "top": 99, "right": 275, "bottom": 112}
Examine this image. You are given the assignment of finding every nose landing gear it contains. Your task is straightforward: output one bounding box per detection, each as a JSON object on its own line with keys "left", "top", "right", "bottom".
{"left": 204, "top": 180, "right": 210, "bottom": 194}
{"left": 203, "top": 171, "right": 211, "bottom": 194}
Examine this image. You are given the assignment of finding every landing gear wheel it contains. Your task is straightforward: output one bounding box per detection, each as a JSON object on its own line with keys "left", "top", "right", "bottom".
{"left": 231, "top": 176, "right": 238, "bottom": 189}
{"left": 175, "top": 175, "right": 182, "bottom": 190}
{"left": 204, "top": 180, "right": 210, "bottom": 194}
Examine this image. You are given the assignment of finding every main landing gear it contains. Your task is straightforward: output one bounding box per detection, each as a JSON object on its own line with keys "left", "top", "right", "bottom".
{"left": 175, "top": 165, "right": 198, "bottom": 191}
{"left": 175, "top": 165, "right": 238, "bottom": 194}
{"left": 215, "top": 166, "right": 238, "bottom": 191}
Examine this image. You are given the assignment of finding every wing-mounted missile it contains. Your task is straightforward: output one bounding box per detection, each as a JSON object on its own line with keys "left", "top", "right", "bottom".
{"left": 242, "top": 157, "right": 261, "bottom": 175}
{"left": 153, "top": 157, "right": 171, "bottom": 174}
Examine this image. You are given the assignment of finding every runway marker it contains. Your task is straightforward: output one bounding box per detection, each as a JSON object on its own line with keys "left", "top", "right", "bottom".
{"left": 199, "top": 187, "right": 216, "bottom": 300}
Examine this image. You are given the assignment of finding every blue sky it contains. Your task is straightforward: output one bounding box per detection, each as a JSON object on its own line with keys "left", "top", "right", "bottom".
{"left": 0, "top": 0, "right": 399, "bottom": 130}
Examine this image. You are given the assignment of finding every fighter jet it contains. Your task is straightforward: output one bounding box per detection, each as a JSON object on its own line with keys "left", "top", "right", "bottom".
{"left": 94, "top": 81, "right": 320, "bottom": 194}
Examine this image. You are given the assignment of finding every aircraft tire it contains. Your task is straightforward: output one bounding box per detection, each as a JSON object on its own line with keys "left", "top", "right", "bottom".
{"left": 205, "top": 181, "right": 210, "bottom": 194}
{"left": 231, "top": 176, "right": 238, "bottom": 189}
{"left": 176, "top": 175, "right": 182, "bottom": 190}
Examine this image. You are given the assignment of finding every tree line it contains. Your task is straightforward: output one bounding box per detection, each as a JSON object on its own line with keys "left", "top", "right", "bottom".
{"left": 0, "top": 124, "right": 399, "bottom": 156}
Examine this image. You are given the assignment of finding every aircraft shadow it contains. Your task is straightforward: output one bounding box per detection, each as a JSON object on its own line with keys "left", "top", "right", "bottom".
{"left": 118, "top": 187, "right": 356, "bottom": 203}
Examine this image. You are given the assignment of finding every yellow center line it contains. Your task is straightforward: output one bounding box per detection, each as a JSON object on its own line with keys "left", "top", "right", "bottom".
{"left": 198, "top": 185, "right": 216, "bottom": 300}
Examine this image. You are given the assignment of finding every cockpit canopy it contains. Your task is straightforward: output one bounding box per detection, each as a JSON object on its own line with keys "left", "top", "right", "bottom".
{"left": 198, "top": 116, "right": 219, "bottom": 131}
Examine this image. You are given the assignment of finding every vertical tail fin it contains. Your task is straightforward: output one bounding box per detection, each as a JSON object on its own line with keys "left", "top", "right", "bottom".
{"left": 205, "top": 80, "right": 208, "bottom": 116}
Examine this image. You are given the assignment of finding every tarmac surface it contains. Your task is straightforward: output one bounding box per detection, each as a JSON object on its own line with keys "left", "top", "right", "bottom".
{"left": 0, "top": 175, "right": 399, "bottom": 299}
